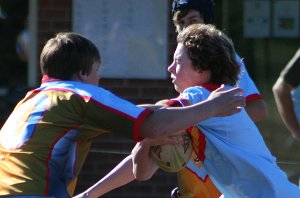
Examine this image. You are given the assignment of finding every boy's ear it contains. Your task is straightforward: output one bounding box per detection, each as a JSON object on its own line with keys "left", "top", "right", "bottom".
{"left": 78, "top": 71, "right": 88, "bottom": 82}
{"left": 72, "top": 71, "right": 87, "bottom": 82}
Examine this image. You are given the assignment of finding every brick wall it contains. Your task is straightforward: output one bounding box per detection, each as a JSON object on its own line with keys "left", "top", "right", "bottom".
{"left": 38, "top": 0, "right": 179, "bottom": 197}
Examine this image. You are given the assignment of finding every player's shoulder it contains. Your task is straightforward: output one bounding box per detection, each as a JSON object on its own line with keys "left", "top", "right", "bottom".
{"left": 183, "top": 86, "right": 209, "bottom": 104}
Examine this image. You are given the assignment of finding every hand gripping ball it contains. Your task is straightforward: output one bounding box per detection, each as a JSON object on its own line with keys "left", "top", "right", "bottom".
{"left": 150, "top": 132, "right": 193, "bottom": 172}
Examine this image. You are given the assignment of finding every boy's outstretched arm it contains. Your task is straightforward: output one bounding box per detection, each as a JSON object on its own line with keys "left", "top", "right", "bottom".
{"left": 131, "top": 141, "right": 159, "bottom": 181}
{"left": 140, "top": 86, "right": 245, "bottom": 138}
{"left": 73, "top": 155, "right": 135, "bottom": 198}
{"left": 73, "top": 136, "right": 180, "bottom": 197}
{"left": 132, "top": 135, "right": 182, "bottom": 181}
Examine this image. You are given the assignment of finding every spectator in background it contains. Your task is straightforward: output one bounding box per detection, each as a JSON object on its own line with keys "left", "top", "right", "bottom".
{"left": 6, "top": 17, "right": 30, "bottom": 110}
{"left": 16, "top": 27, "right": 29, "bottom": 62}
{"left": 10, "top": 17, "right": 30, "bottom": 87}
{"left": 273, "top": 48, "right": 300, "bottom": 141}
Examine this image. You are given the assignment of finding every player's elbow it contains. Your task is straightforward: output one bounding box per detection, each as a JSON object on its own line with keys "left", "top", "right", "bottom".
{"left": 132, "top": 163, "right": 155, "bottom": 181}
{"left": 133, "top": 171, "right": 152, "bottom": 181}
{"left": 272, "top": 77, "right": 292, "bottom": 98}
{"left": 272, "top": 82, "right": 281, "bottom": 97}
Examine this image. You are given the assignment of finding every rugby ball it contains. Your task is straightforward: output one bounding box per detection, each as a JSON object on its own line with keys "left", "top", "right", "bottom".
{"left": 150, "top": 133, "right": 193, "bottom": 172}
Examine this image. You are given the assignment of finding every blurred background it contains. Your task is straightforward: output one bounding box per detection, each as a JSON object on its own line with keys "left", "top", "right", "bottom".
{"left": 0, "top": 0, "right": 299, "bottom": 197}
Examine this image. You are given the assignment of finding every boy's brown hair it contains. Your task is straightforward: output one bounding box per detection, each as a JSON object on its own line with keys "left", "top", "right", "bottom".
{"left": 177, "top": 24, "right": 240, "bottom": 86}
{"left": 40, "top": 32, "right": 100, "bottom": 80}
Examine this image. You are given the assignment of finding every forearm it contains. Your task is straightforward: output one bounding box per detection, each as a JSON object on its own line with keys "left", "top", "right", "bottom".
{"left": 140, "top": 87, "right": 244, "bottom": 138}
{"left": 274, "top": 98, "right": 300, "bottom": 140}
{"left": 280, "top": 110, "right": 300, "bottom": 140}
{"left": 132, "top": 141, "right": 159, "bottom": 181}
{"left": 75, "top": 155, "right": 135, "bottom": 198}
{"left": 273, "top": 79, "right": 300, "bottom": 140}
{"left": 140, "top": 100, "right": 215, "bottom": 138}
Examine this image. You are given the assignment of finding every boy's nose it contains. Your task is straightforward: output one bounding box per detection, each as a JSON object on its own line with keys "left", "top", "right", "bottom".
{"left": 168, "top": 61, "right": 175, "bottom": 73}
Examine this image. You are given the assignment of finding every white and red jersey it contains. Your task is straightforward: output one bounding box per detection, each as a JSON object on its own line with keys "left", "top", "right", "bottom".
{"left": 181, "top": 84, "right": 300, "bottom": 198}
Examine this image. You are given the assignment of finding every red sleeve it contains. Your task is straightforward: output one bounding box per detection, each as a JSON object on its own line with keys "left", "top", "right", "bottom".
{"left": 245, "top": 94, "right": 263, "bottom": 102}
{"left": 133, "top": 109, "right": 153, "bottom": 141}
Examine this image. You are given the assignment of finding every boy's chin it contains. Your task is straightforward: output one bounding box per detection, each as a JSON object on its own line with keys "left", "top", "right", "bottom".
{"left": 174, "top": 86, "right": 181, "bottom": 93}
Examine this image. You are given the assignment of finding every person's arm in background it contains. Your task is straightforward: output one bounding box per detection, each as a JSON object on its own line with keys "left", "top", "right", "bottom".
{"left": 273, "top": 77, "right": 300, "bottom": 140}
{"left": 273, "top": 48, "right": 300, "bottom": 141}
